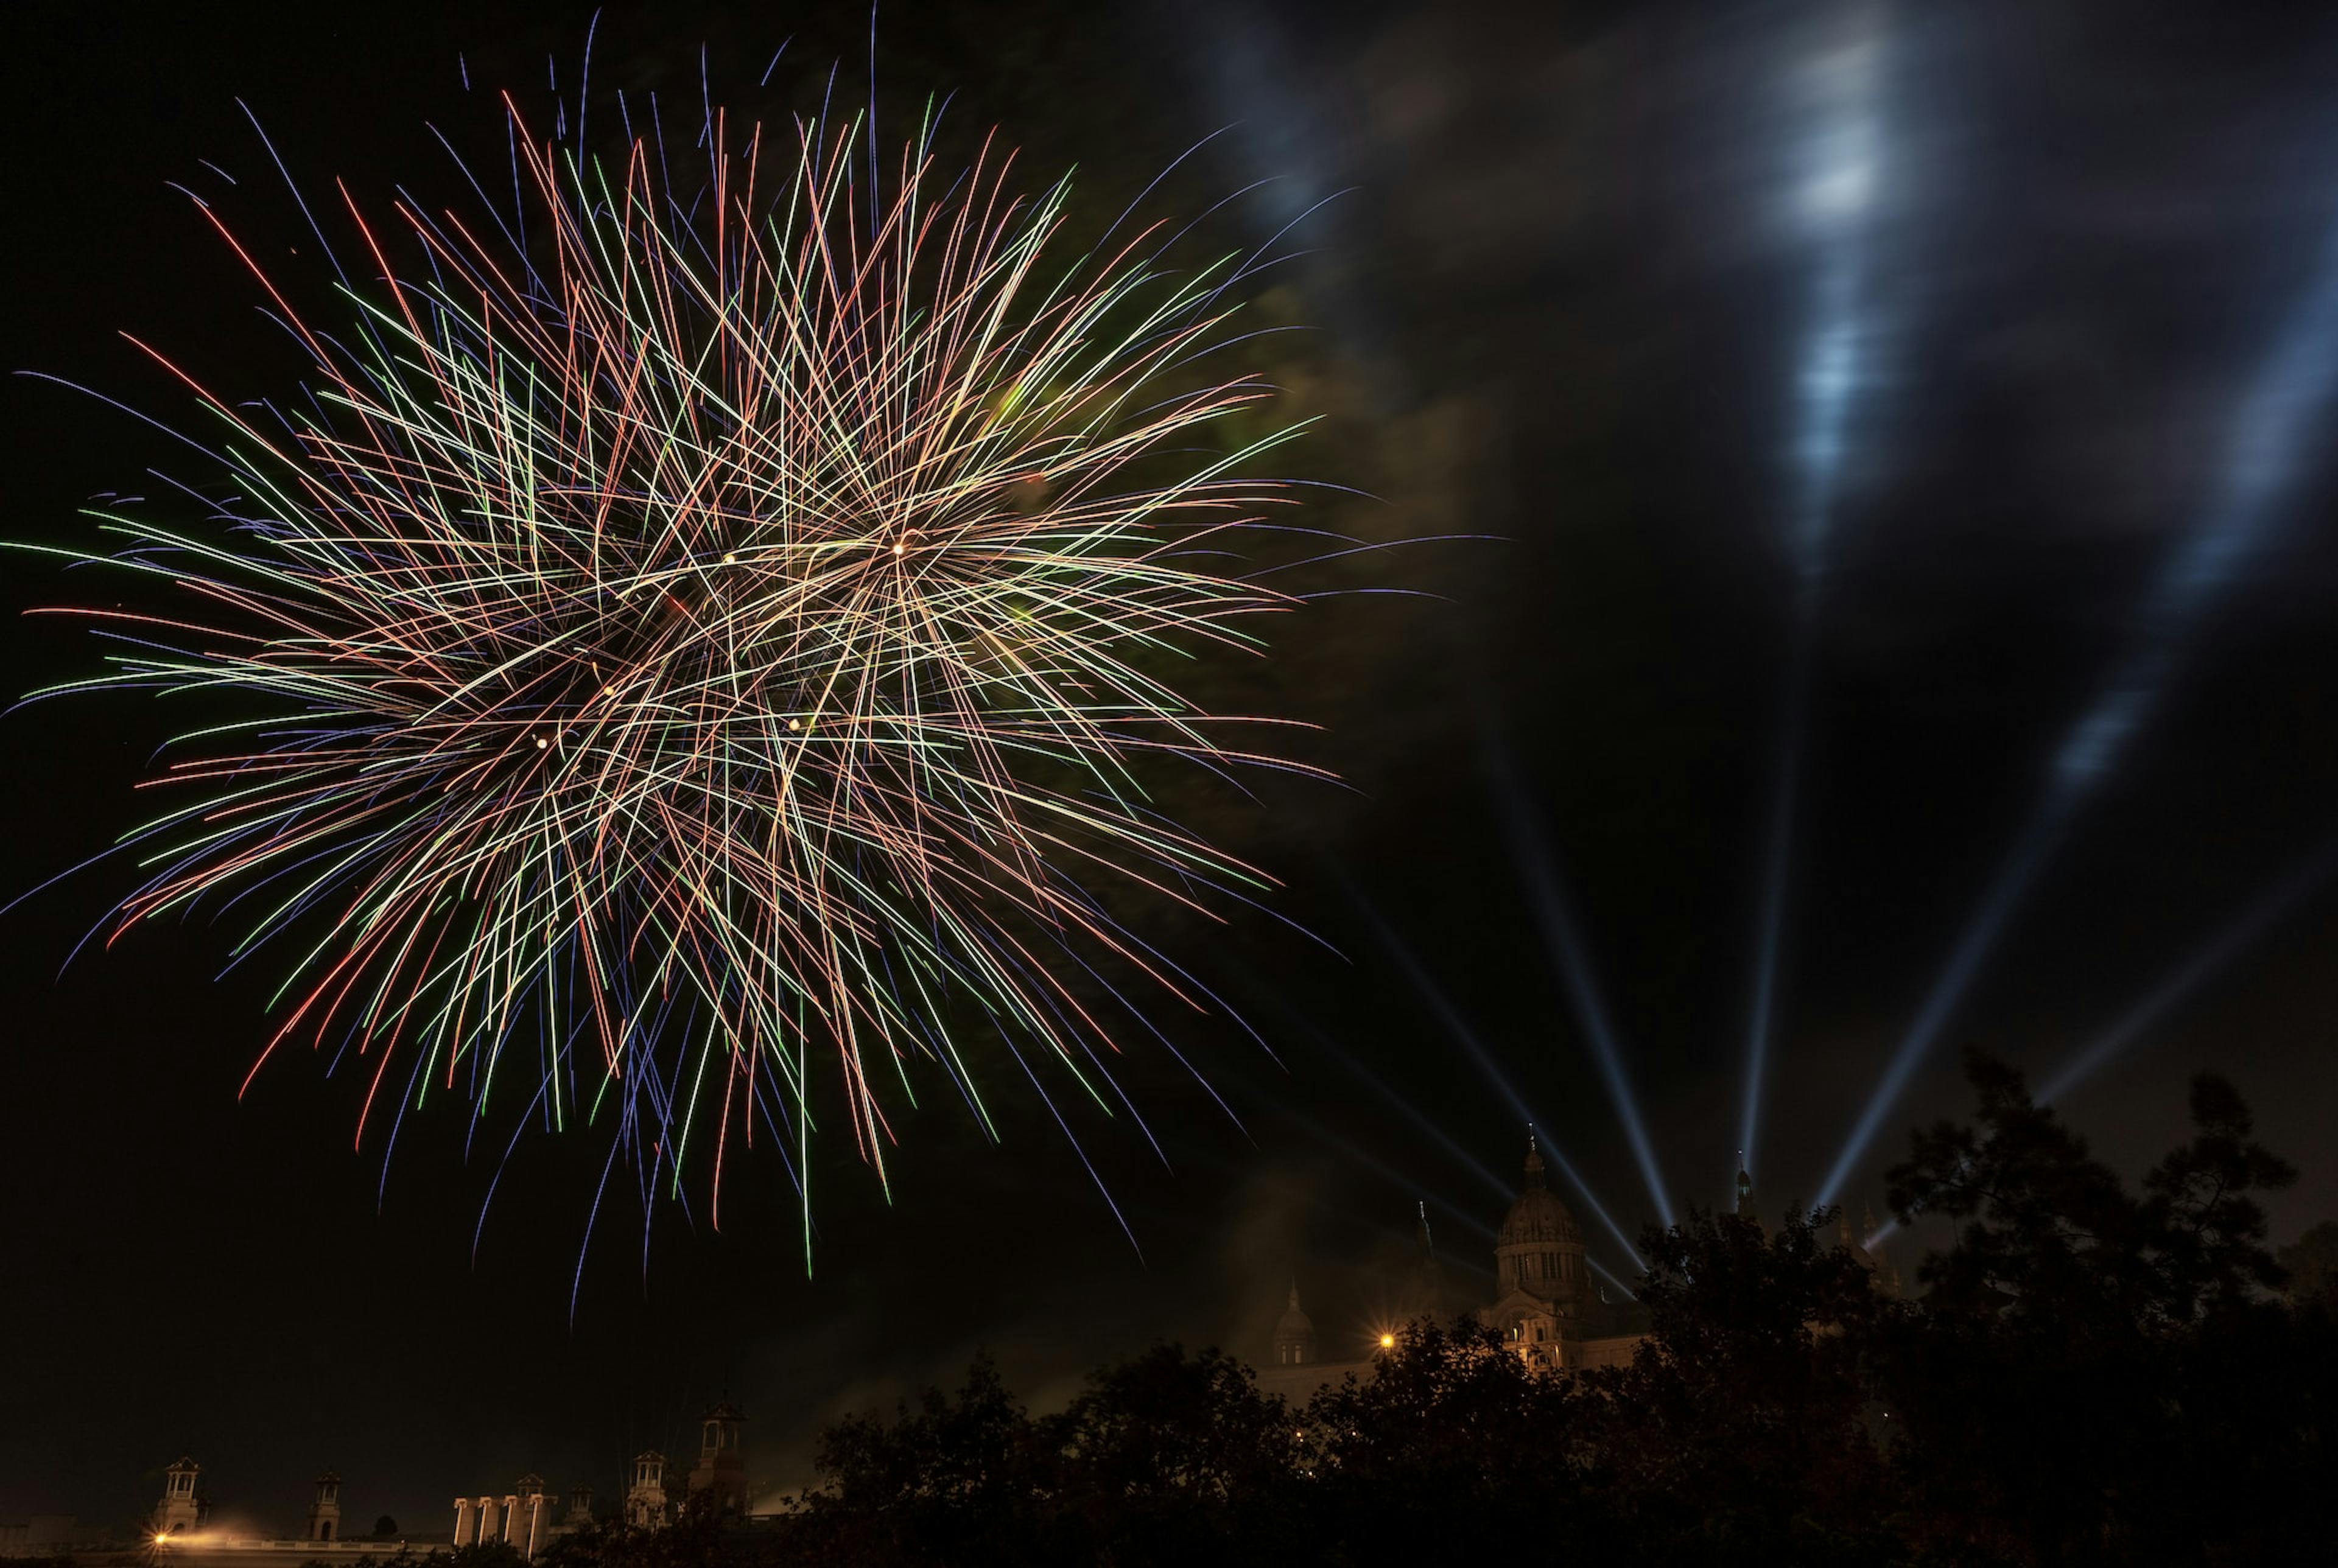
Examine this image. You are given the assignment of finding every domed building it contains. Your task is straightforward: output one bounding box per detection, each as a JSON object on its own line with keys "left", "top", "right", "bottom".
{"left": 1253, "top": 1132, "right": 1652, "bottom": 1398}
{"left": 1484, "top": 1135, "right": 1643, "bottom": 1370}
{"left": 1271, "top": 1281, "right": 1319, "bottom": 1367}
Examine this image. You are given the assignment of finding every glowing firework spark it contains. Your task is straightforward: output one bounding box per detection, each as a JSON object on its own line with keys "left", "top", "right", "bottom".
{"left": 15, "top": 83, "right": 1334, "bottom": 1269}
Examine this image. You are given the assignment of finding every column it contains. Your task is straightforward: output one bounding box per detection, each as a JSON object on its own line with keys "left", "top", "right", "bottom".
{"left": 453, "top": 1498, "right": 476, "bottom": 1547}
{"left": 477, "top": 1496, "right": 499, "bottom": 1545}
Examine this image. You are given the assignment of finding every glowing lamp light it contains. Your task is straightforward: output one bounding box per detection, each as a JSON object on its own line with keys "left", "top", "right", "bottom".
{"left": 1379, "top": 1332, "right": 1396, "bottom": 1349}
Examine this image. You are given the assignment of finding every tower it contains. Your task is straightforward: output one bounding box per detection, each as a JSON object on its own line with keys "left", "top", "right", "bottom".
{"left": 307, "top": 1471, "right": 342, "bottom": 1542}
{"left": 1496, "top": 1134, "right": 1587, "bottom": 1309}
{"left": 154, "top": 1457, "right": 205, "bottom": 1538}
{"left": 510, "top": 1474, "right": 552, "bottom": 1556}
{"left": 624, "top": 1451, "right": 669, "bottom": 1528}
{"left": 1486, "top": 1132, "right": 1592, "bottom": 1367}
{"left": 686, "top": 1403, "right": 749, "bottom": 1517}
{"left": 563, "top": 1482, "right": 595, "bottom": 1529}
{"left": 1271, "top": 1279, "right": 1319, "bottom": 1367}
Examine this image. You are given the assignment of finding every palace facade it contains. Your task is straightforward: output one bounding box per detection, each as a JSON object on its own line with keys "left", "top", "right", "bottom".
{"left": 4, "top": 1402, "right": 754, "bottom": 1564}
{"left": 1254, "top": 1135, "right": 1896, "bottom": 1401}
{"left": 1254, "top": 1135, "right": 1652, "bottom": 1401}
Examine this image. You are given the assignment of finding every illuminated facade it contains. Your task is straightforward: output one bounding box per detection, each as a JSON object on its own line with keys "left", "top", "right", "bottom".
{"left": 449, "top": 1473, "right": 592, "bottom": 1556}
{"left": 1484, "top": 1136, "right": 1646, "bottom": 1372}
{"left": 685, "top": 1403, "right": 750, "bottom": 1517}
{"left": 38, "top": 1402, "right": 753, "bottom": 1565}
{"left": 624, "top": 1449, "right": 670, "bottom": 1528}
{"left": 154, "top": 1458, "right": 205, "bottom": 1538}
{"left": 1254, "top": 1136, "right": 1650, "bottom": 1399}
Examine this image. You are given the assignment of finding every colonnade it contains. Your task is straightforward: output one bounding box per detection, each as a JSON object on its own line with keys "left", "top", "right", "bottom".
{"left": 451, "top": 1489, "right": 549, "bottom": 1557}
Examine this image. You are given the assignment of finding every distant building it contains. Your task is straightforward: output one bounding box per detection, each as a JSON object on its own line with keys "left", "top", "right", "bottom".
{"left": 686, "top": 1404, "right": 750, "bottom": 1517}
{"left": 451, "top": 1472, "right": 565, "bottom": 1557}
{"left": 1257, "top": 1135, "right": 1649, "bottom": 1399}
{"left": 624, "top": 1449, "right": 670, "bottom": 1528}
{"left": 38, "top": 1403, "right": 753, "bottom": 1567}
{"left": 1257, "top": 1134, "right": 1898, "bottom": 1397}
{"left": 1269, "top": 1281, "right": 1318, "bottom": 1368}
{"left": 30, "top": 1464, "right": 443, "bottom": 1564}
{"left": 306, "top": 1471, "right": 341, "bottom": 1542}
{"left": 155, "top": 1457, "right": 206, "bottom": 1538}
{"left": 1485, "top": 1135, "right": 1647, "bottom": 1372}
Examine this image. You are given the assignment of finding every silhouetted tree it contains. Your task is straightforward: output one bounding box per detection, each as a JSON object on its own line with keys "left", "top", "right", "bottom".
{"left": 1299, "top": 1316, "right": 1599, "bottom": 1561}
{"left": 1581, "top": 1206, "right": 1899, "bottom": 1566}
{"left": 2277, "top": 1218, "right": 2338, "bottom": 1307}
{"left": 1879, "top": 1051, "right": 2319, "bottom": 1564}
{"left": 539, "top": 1491, "right": 741, "bottom": 1568}
{"left": 1047, "top": 1343, "right": 1304, "bottom": 1565}
{"left": 771, "top": 1055, "right": 2336, "bottom": 1567}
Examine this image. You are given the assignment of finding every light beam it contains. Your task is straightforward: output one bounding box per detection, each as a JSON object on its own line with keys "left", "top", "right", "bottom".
{"left": 1739, "top": 8, "right": 1891, "bottom": 1198}
{"left": 1351, "top": 897, "right": 1646, "bottom": 1265}
{"left": 1482, "top": 742, "right": 1677, "bottom": 1228}
{"left": 2038, "top": 835, "right": 2338, "bottom": 1104}
{"left": 1819, "top": 195, "right": 2338, "bottom": 1207}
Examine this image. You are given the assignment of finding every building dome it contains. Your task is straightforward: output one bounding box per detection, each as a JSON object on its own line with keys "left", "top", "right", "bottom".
{"left": 1495, "top": 1137, "right": 1590, "bottom": 1311}
{"left": 1498, "top": 1144, "right": 1582, "bottom": 1249}
{"left": 1271, "top": 1279, "right": 1319, "bottom": 1366}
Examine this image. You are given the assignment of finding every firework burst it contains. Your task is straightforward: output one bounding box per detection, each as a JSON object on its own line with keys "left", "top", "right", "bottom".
{"left": 16, "top": 80, "right": 1330, "bottom": 1267}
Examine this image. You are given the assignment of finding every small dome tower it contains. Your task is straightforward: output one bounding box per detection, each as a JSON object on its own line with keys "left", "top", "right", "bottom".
{"left": 307, "top": 1471, "right": 342, "bottom": 1542}
{"left": 1271, "top": 1279, "right": 1318, "bottom": 1367}
{"left": 153, "top": 1457, "right": 205, "bottom": 1539}
{"left": 624, "top": 1451, "right": 669, "bottom": 1528}
{"left": 687, "top": 1402, "right": 749, "bottom": 1517}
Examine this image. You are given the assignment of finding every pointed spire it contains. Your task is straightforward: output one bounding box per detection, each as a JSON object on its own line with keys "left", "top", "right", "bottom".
{"left": 1523, "top": 1125, "right": 1546, "bottom": 1186}
{"left": 1288, "top": 1273, "right": 1301, "bottom": 1312}
{"left": 1735, "top": 1167, "right": 1755, "bottom": 1218}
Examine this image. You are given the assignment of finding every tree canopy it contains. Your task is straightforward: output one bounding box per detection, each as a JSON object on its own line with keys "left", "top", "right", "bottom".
{"left": 549, "top": 1054, "right": 2335, "bottom": 1567}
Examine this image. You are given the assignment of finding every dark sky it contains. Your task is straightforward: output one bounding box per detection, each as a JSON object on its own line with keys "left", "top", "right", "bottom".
{"left": 8, "top": 0, "right": 2338, "bottom": 1539}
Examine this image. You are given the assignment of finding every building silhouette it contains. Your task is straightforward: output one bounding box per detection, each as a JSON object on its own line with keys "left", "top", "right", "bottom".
{"left": 1256, "top": 1133, "right": 1901, "bottom": 1399}
{"left": 306, "top": 1472, "right": 342, "bottom": 1542}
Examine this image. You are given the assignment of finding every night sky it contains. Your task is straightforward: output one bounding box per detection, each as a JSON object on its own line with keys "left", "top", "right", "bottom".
{"left": 7, "top": 0, "right": 2338, "bottom": 1541}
